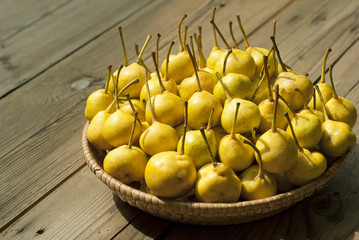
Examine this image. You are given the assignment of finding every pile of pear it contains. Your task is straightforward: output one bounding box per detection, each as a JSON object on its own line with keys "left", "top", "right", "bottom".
{"left": 84, "top": 10, "right": 357, "bottom": 203}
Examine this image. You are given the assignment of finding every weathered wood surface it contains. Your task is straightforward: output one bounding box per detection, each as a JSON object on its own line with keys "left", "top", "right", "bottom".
{"left": 1, "top": 0, "right": 358, "bottom": 239}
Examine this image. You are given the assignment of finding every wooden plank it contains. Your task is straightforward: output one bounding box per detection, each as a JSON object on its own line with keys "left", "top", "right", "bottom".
{"left": 0, "top": 167, "right": 140, "bottom": 240}
{"left": 0, "top": 0, "right": 70, "bottom": 41}
{"left": 0, "top": 0, "right": 290, "bottom": 234}
{"left": 0, "top": 0, "right": 151, "bottom": 98}
{"left": 0, "top": 0, "right": 226, "bottom": 230}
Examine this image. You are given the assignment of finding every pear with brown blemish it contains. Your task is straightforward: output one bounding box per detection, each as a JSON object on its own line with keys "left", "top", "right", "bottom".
{"left": 271, "top": 36, "right": 314, "bottom": 111}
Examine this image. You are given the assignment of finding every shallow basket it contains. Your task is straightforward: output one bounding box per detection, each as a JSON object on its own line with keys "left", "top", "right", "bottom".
{"left": 82, "top": 121, "right": 347, "bottom": 225}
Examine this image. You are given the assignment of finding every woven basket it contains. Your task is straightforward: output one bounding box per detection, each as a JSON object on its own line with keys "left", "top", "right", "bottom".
{"left": 82, "top": 121, "right": 347, "bottom": 225}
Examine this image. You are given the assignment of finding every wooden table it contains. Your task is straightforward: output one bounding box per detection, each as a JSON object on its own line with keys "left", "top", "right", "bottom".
{"left": 1, "top": 0, "right": 358, "bottom": 239}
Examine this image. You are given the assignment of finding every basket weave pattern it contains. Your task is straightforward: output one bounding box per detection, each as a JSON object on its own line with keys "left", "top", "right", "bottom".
{"left": 82, "top": 121, "right": 346, "bottom": 225}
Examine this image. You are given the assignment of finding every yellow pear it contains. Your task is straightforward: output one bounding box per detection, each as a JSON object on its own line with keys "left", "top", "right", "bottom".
{"left": 195, "top": 128, "right": 242, "bottom": 203}
{"left": 239, "top": 139, "right": 277, "bottom": 200}
{"left": 103, "top": 113, "right": 148, "bottom": 184}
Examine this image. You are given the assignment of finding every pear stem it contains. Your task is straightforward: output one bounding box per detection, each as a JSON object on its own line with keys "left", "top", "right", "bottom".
{"left": 210, "top": 19, "right": 231, "bottom": 50}
{"left": 251, "top": 127, "right": 257, "bottom": 143}
{"left": 135, "top": 44, "right": 151, "bottom": 73}
{"left": 118, "top": 26, "right": 129, "bottom": 67}
{"left": 284, "top": 112, "right": 303, "bottom": 152}
{"left": 136, "top": 35, "right": 152, "bottom": 64}
{"left": 215, "top": 72, "right": 231, "bottom": 100}
{"left": 145, "top": 70, "right": 156, "bottom": 122}
{"left": 177, "top": 15, "right": 187, "bottom": 52}
{"left": 313, "top": 87, "right": 317, "bottom": 109}
{"left": 294, "top": 88, "right": 309, "bottom": 109}
{"left": 229, "top": 21, "right": 239, "bottom": 49}
{"left": 207, "top": 106, "right": 215, "bottom": 130}
{"left": 186, "top": 44, "right": 202, "bottom": 91}
{"left": 118, "top": 78, "right": 139, "bottom": 96}
{"left": 200, "top": 127, "right": 217, "bottom": 167}
{"left": 151, "top": 52, "right": 166, "bottom": 93}
{"left": 105, "top": 65, "right": 112, "bottom": 93}
{"left": 315, "top": 85, "right": 329, "bottom": 121}
{"left": 270, "top": 36, "right": 287, "bottom": 72}
{"left": 320, "top": 48, "right": 332, "bottom": 83}
{"left": 165, "top": 41, "right": 175, "bottom": 80}
{"left": 114, "top": 65, "right": 123, "bottom": 110}
{"left": 272, "top": 84, "right": 279, "bottom": 132}
{"left": 127, "top": 112, "right": 138, "bottom": 149}
{"left": 277, "top": 93, "right": 297, "bottom": 117}
{"left": 194, "top": 33, "right": 206, "bottom": 69}
{"left": 125, "top": 93, "right": 136, "bottom": 113}
{"left": 329, "top": 65, "right": 338, "bottom": 99}
{"left": 180, "top": 100, "right": 188, "bottom": 155}
{"left": 183, "top": 25, "right": 189, "bottom": 48}
{"left": 236, "top": 15, "right": 250, "bottom": 49}
{"left": 189, "top": 36, "right": 198, "bottom": 72}
{"left": 231, "top": 102, "right": 241, "bottom": 139}
{"left": 251, "top": 67, "right": 266, "bottom": 101}
{"left": 263, "top": 55, "right": 273, "bottom": 102}
{"left": 242, "top": 139, "right": 264, "bottom": 179}
{"left": 273, "top": 20, "right": 277, "bottom": 39}
{"left": 222, "top": 49, "right": 233, "bottom": 76}
{"left": 105, "top": 98, "right": 116, "bottom": 113}
{"left": 156, "top": 33, "right": 161, "bottom": 68}
{"left": 211, "top": 8, "right": 219, "bottom": 48}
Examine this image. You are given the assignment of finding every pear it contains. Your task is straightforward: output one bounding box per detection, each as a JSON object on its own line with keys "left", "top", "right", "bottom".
{"left": 237, "top": 15, "right": 277, "bottom": 78}
{"left": 186, "top": 44, "right": 223, "bottom": 129}
{"left": 139, "top": 41, "right": 179, "bottom": 102}
{"left": 272, "top": 173, "right": 296, "bottom": 193}
{"left": 102, "top": 66, "right": 143, "bottom": 147}
{"left": 217, "top": 73, "right": 261, "bottom": 134}
{"left": 195, "top": 128, "right": 242, "bottom": 203}
{"left": 179, "top": 36, "right": 217, "bottom": 99}
{"left": 177, "top": 107, "right": 218, "bottom": 169}
{"left": 258, "top": 58, "right": 291, "bottom": 133}
{"left": 255, "top": 86, "right": 298, "bottom": 174}
{"left": 145, "top": 52, "right": 184, "bottom": 127}
{"left": 285, "top": 89, "right": 323, "bottom": 149}
{"left": 210, "top": 20, "right": 256, "bottom": 79}
{"left": 86, "top": 99, "right": 115, "bottom": 150}
{"left": 325, "top": 65, "right": 357, "bottom": 127}
{"left": 271, "top": 36, "right": 314, "bottom": 111}
{"left": 284, "top": 112, "right": 327, "bottom": 186}
{"left": 140, "top": 73, "right": 179, "bottom": 156}
{"left": 316, "top": 86, "right": 356, "bottom": 157}
{"left": 296, "top": 88, "right": 325, "bottom": 123}
{"left": 218, "top": 102, "right": 254, "bottom": 171}
{"left": 144, "top": 101, "right": 196, "bottom": 198}
{"left": 110, "top": 27, "right": 151, "bottom": 97}
{"left": 160, "top": 15, "right": 194, "bottom": 84}
{"left": 119, "top": 94, "right": 146, "bottom": 123}
{"left": 239, "top": 139, "right": 277, "bottom": 200}
{"left": 213, "top": 50, "right": 253, "bottom": 104}
{"left": 84, "top": 65, "right": 115, "bottom": 120}
{"left": 103, "top": 112, "right": 148, "bottom": 184}
{"left": 308, "top": 48, "right": 333, "bottom": 111}
{"left": 206, "top": 8, "right": 226, "bottom": 70}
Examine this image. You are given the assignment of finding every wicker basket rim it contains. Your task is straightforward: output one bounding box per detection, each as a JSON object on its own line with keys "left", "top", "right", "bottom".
{"left": 82, "top": 121, "right": 347, "bottom": 210}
